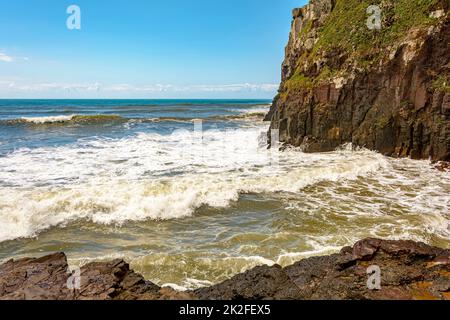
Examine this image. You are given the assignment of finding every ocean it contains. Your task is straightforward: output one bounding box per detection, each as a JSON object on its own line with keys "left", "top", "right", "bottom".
{"left": 0, "top": 99, "right": 449, "bottom": 290}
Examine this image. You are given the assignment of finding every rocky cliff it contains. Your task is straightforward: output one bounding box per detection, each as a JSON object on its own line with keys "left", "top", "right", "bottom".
{"left": 267, "top": 0, "right": 449, "bottom": 161}
{"left": 1, "top": 239, "right": 449, "bottom": 300}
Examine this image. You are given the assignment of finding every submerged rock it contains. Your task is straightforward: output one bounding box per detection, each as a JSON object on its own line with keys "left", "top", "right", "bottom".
{"left": 433, "top": 160, "right": 450, "bottom": 171}
{"left": 0, "top": 238, "right": 448, "bottom": 300}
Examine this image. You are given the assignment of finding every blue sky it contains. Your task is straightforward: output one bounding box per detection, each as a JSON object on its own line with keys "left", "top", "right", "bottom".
{"left": 0, "top": 0, "right": 306, "bottom": 99}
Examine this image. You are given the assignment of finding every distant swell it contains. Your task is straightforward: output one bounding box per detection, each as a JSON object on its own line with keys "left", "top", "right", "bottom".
{"left": 2, "top": 114, "right": 128, "bottom": 125}
{"left": 0, "top": 107, "right": 270, "bottom": 127}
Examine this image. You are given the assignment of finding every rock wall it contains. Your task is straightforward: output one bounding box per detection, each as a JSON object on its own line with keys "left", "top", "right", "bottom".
{"left": 1, "top": 239, "right": 449, "bottom": 300}
{"left": 267, "top": 0, "right": 450, "bottom": 160}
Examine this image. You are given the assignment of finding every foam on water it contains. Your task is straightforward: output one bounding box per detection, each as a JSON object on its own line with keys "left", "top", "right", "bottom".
{"left": 2, "top": 101, "right": 448, "bottom": 289}
{"left": 282, "top": 157, "right": 450, "bottom": 243}
{"left": 8, "top": 114, "right": 129, "bottom": 125}
{"left": 20, "top": 115, "right": 77, "bottom": 124}
{"left": 0, "top": 123, "right": 396, "bottom": 242}
{"left": 1, "top": 109, "right": 268, "bottom": 128}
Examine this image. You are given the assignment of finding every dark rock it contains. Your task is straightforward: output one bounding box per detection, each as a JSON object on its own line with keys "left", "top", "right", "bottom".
{"left": 267, "top": 0, "right": 450, "bottom": 161}
{"left": 0, "top": 239, "right": 449, "bottom": 300}
{"left": 194, "top": 265, "right": 303, "bottom": 300}
{"left": 193, "top": 238, "right": 450, "bottom": 300}
{"left": 0, "top": 253, "right": 193, "bottom": 300}
{"left": 433, "top": 160, "right": 450, "bottom": 171}
{"left": 0, "top": 253, "right": 71, "bottom": 300}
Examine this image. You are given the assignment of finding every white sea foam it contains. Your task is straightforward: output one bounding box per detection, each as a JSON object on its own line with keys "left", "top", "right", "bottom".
{"left": 235, "top": 106, "right": 270, "bottom": 114}
{"left": 230, "top": 106, "right": 270, "bottom": 119}
{"left": 283, "top": 157, "right": 450, "bottom": 243}
{"left": 276, "top": 246, "right": 342, "bottom": 265}
{"left": 162, "top": 283, "right": 188, "bottom": 291}
{"left": 20, "top": 115, "right": 76, "bottom": 124}
{"left": 0, "top": 123, "right": 448, "bottom": 243}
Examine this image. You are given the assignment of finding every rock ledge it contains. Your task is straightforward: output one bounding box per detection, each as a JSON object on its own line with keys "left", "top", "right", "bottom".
{"left": 1, "top": 238, "right": 449, "bottom": 300}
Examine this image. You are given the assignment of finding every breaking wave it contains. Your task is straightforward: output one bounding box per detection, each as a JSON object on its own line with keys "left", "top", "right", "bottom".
{"left": 2, "top": 114, "right": 127, "bottom": 125}
{"left": 0, "top": 107, "right": 269, "bottom": 127}
{"left": 0, "top": 125, "right": 392, "bottom": 242}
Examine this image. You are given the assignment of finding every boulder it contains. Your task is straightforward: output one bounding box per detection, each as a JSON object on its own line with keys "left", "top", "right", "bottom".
{"left": 2, "top": 238, "right": 448, "bottom": 300}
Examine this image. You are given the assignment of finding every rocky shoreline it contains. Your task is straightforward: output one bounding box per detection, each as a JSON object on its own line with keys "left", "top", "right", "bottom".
{"left": 0, "top": 238, "right": 448, "bottom": 300}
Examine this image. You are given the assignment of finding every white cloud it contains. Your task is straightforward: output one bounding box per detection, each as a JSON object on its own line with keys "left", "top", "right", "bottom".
{"left": 103, "top": 83, "right": 278, "bottom": 93}
{"left": 0, "top": 52, "right": 29, "bottom": 63}
{"left": 182, "top": 83, "right": 279, "bottom": 92}
{"left": 2, "top": 81, "right": 101, "bottom": 92}
{"left": 0, "top": 81, "right": 278, "bottom": 94}
{"left": 0, "top": 53, "right": 13, "bottom": 62}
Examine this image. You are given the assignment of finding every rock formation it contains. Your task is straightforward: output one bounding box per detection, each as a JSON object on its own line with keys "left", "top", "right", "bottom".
{"left": 266, "top": 0, "right": 449, "bottom": 161}
{"left": 1, "top": 238, "right": 449, "bottom": 300}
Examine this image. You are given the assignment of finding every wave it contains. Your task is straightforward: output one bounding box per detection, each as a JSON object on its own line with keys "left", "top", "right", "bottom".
{"left": 136, "top": 246, "right": 342, "bottom": 290}
{"left": 0, "top": 109, "right": 270, "bottom": 127}
{"left": 1, "top": 123, "right": 448, "bottom": 244}
{"left": 207, "top": 106, "right": 270, "bottom": 122}
{"left": 141, "top": 117, "right": 200, "bottom": 124}
{"left": 1, "top": 114, "right": 202, "bottom": 126}
{"left": 2, "top": 114, "right": 128, "bottom": 125}
{"left": 0, "top": 124, "right": 394, "bottom": 242}
{"left": 145, "top": 108, "right": 269, "bottom": 123}
{"left": 116, "top": 102, "right": 271, "bottom": 108}
{"left": 224, "top": 107, "right": 270, "bottom": 120}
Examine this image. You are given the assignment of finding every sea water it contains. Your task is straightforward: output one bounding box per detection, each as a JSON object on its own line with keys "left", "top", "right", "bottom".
{"left": 0, "top": 99, "right": 448, "bottom": 290}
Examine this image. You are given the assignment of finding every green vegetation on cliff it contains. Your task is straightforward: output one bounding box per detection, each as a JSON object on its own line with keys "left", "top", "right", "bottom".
{"left": 282, "top": 66, "right": 337, "bottom": 101}
{"left": 283, "top": 0, "right": 445, "bottom": 95}
{"left": 432, "top": 75, "right": 450, "bottom": 93}
{"left": 316, "top": 0, "right": 441, "bottom": 54}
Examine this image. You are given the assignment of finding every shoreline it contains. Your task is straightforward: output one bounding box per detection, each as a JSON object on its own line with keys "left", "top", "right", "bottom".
{"left": 1, "top": 238, "right": 448, "bottom": 300}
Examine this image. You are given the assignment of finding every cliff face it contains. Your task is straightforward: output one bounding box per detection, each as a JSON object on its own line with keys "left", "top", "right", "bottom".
{"left": 267, "top": 0, "right": 450, "bottom": 161}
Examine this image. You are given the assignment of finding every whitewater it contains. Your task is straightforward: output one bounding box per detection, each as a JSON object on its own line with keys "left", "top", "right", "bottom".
{"left": 0, "top": 99, "right": 448, "bottom": 289}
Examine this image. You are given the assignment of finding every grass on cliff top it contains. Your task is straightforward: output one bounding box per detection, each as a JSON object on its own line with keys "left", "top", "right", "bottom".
{"left": 283, "top": 0, "right": 444, "bottom": 95}
{"left": 315, "top": 0, "right": 442, "bottom": 56}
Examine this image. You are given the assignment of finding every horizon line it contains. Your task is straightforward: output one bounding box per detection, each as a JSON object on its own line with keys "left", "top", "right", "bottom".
{"left": 0, "top": 97, "right": 274, "bottom": 101}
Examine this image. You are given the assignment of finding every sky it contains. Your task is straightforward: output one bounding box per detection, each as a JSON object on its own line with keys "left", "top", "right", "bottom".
{"left": 0, "top": 0, "right": 306, "bottom": 99}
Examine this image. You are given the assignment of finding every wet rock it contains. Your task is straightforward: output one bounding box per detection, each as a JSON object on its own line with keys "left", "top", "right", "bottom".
{"left": 267, "top": 0, "right": 450, "bottom": 161}
{"left": 194, "top": 265, "right": 303, "bottom": 300}
{"left": 0, "top": 239, "right": 449, "bottom": 300}
{"left": 433, "top": 160, "right": 450, "bottom": 171}
{"left": 0, "top": 253, "right": 193, "bottom": 300}
{"left": 195, "top": 238, "right": 450, "bottom": 300}
{"left": 0, "top": 253, "right": 71, "bottom": 300}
